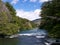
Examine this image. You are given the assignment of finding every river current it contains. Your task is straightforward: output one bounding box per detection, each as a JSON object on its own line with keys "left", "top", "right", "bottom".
{"left": 0, "top": 28, "right": 50, "bottom": 45}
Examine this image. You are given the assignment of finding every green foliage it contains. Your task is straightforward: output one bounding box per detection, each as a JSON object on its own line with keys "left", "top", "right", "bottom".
{"left": 49, "top": 24, "right": 60, "bottom": 38}
{"left": 0, "top": 23, "right": 19, "bottom": 35}
{"left": 0, "top": 11, "right": 19, "bottom": 35}
{"left": 39, "top": 0, "right": 60, "bottom": 38}
{"left": 0, "top": 1, "right": 37, "bottom": 36}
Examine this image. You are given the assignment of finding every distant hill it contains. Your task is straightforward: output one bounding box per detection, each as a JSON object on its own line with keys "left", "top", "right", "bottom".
{"left": 32, "top": 18, "right": 41, "bottom": 26}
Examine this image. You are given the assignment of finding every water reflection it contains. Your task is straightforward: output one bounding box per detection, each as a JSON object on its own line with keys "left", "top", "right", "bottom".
{"left": 0, "top": 38, "right": 18, "bottom": 45}
{"left": 18, "top": 36, "right": 46, "bottom": 45}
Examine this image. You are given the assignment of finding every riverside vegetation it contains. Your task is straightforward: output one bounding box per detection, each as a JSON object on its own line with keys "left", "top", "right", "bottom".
{"left": 39, "top": 0, "right": 60, "bottom": 39}
{"left": 0, "top": 0, "right": 37, "bottom": 38}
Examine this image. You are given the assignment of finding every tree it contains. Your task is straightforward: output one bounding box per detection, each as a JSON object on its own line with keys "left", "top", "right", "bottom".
{"left": 39, "top": 0, "right": 60, "bottom": 38}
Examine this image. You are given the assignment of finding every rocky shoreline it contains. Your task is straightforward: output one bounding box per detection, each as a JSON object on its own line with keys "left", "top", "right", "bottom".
{"left": 0, "top": 34, "right": 19, "bottom": 38}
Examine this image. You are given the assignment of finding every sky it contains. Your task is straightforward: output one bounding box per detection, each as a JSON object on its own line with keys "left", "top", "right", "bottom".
{"left": 2, "top": 0, "right": 48, "bottom": 21}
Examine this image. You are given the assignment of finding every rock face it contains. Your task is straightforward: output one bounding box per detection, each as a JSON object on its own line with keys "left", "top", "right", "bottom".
{"left": 0, "top": 0, "right": 13, "bottom": 36}
{"left": 0, "top": 0, "right": 12, "bottom": 22}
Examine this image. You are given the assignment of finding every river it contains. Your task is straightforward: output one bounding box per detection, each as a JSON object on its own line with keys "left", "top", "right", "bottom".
{"left": 0, "top": 28, "right": 51, "bottom": 45}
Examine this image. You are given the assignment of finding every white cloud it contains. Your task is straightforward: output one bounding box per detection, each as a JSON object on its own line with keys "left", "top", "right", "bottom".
{"left": 39, "top": 0, "right": 48, "bottom": 2}
{"left": 30, "top": 0, "right": 37, "bottom": 2}
{"left": 11, "top": 0, "right": 49, "bottom": 4}
{"left": 16, "top": 9, "right": 41, "bottom": 21}
{"left": 11, "top": 0, "right": 19, "bottom": 4}
{"left": 29, "top": 0, "right": 48, "bottom": 3}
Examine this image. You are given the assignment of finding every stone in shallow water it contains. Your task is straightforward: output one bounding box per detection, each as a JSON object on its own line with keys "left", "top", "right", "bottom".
{"left": 36, "top": 36, "right": 45, "bottom": 38}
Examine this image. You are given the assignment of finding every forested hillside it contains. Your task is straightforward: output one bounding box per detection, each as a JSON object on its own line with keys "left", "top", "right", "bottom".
{"left": 0, "top": 0, "right": 37, "bottom": 37}
{"left": 39, "top": 0, "right": 60, "bottom": 38}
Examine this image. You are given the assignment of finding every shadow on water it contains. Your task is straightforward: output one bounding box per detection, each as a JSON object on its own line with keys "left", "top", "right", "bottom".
{"left": 0, "top": 38, "right": 19, "bottom": 45}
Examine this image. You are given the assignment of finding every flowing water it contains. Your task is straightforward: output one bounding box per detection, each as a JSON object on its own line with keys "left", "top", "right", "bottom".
{"left": 0, "top": 28, "right": 49, "bottom": 45}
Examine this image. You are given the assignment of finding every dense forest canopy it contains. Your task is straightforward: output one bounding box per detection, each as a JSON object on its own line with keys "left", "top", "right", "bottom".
{"left": 39, "top": 0, "right": 60, "bottom": 38}
{"left": 0, "top": 0, "right": 37, "bottom": 37}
